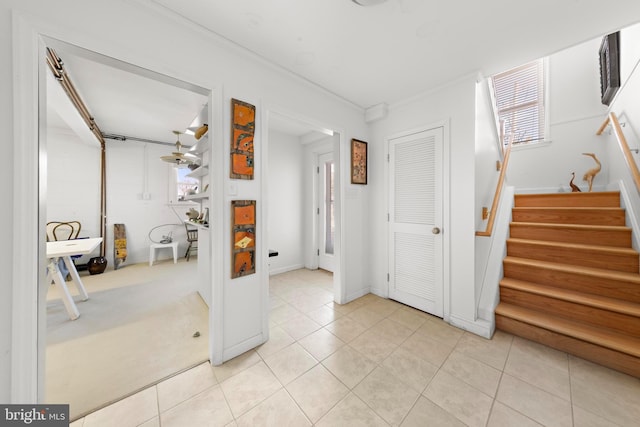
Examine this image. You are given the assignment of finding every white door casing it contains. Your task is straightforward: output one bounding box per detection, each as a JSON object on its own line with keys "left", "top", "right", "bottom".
{"left": 388, "top": 127, "right": 443, "bottom": 317}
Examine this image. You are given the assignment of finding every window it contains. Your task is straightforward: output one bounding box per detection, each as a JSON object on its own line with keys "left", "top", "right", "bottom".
{"left": 171, "top": 166, "right": 199, "bottom": 203}
{"left": 490, "top": 58, "right": 546, "bottom": 147}
{"left": 323, "top": 160, "right": 335, "bottom": 255}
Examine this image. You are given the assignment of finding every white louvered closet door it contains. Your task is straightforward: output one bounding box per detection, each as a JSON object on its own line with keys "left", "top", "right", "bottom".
{"left": 388, "top": 127, "right": 443, "bottom": 317}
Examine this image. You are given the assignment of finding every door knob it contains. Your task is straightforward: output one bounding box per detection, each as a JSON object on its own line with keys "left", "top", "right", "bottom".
{"left": 432, "top": 227, "right": 441, "bottom": 234}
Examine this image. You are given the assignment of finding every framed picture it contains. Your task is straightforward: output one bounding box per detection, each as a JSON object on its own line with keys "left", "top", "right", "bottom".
{"left": 351, "top": 138, "right": 368, "bottom": 185}
{"left": 599, "top": 32, "right": 620, "bottom": 106}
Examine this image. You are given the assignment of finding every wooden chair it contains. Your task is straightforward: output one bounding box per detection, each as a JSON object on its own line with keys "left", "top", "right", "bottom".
{"left": 184, "top": 223, "right": 198, "bottom": 261}
{"left": 46, "top": 221, "right": 83, "bottom": 279}
{"left": 46, "top": 221, "right": 82, "bottom": 242}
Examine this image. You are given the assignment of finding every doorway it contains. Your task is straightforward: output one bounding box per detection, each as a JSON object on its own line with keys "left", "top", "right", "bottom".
{"left": 317, "top": 151, "right": 335, "bottom": 273}
{"left": 42, "top": 39, "right": 211, "bottom": 419}
{"left": 388, "top": 127, "right": 444, "bottom": 317}
{"left": 266, "top": 110, "right": 342, "bottom": 299}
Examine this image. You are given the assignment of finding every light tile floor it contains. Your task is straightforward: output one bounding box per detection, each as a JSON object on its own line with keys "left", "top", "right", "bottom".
{"left": 71, "top": 268, "right": 640, "bottom": 427}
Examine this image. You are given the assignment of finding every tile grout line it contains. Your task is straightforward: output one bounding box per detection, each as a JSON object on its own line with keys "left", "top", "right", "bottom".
{"left": 272, "top": 289, "right": 399, "bottom": 424}
{"left": 485, "top": 334, "right": 515, "bottom": 426}
{"left": 314, "top": 301, "right": 435, "bottom": 424}
{"left": 568, "top": 355, "right": 576, "bottom": 427}
{"left": 154, "top": 385, "right": 161, "bottom": 427}
{"left": 78, "top": 269, "right": 640, "bottom": 426}
{"left": 493, "top": 337, "right": 556, "bottom": 427}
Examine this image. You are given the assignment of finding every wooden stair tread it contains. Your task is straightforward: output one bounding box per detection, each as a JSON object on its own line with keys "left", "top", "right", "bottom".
{"left": 512, "top": 206, "right": 624, "bottom": 213}
{"left": 507, "top": 238, "right": 639, "bottom": 255}
{"left": 512, "top": 207, "right": 624, "bottom": 212}
{"left": 500, "top": 278, "right": 640, "bottom": 317}
{"left": 495, "top": 303, "right": 640, "bottom": 357}
{"left": 509, "top": 222, "right": 632, "bottom": 248}
{"left": 503, "top": 256, "right": 640, "bottom": 282}
{"left": 499, "top": 191, "right": 639, "bottom": 376}
{"left": 511, "top": 207, "right": 626, "bottom": 226}
{"left": 496, "top": 316, "right": 640, "bottom": 377}
{"left": 510, "top": 222, "right": 630, "bottom": 232}
{"left": 514, "top": 191, "right": 621, "bottom": 207}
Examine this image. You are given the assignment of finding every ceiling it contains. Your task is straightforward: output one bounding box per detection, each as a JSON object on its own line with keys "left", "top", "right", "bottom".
{"left": 47, "top": 0, "right": 640, "bottom": 143}
{"left": 47, "top": 42, "right": 209, "bottom": 147}
{"left": 150, "top": 0, "right": 640, "bottom": 108}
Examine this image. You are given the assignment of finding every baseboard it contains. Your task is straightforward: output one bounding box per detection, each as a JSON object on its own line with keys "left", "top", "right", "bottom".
{"left": 370, "top": 286, "right": 388, "bottom": 298}
{"left": 222, "top": 333, "right": 266, "bottom": 363}
{"left": 476, "top": 185, "right": 512, "bottom": 337}
{"left": 448, "top": 314, "right": 494, "bottom": 339}
{"left": 616, "top": 180, "right": 640, "bottom": 252}
{"left": 345, "top": 287, "right": 370, "bottom": 304}
{"left": 477, "top": 307, "right": 496, "bottom": 324}
{"left": 269, "top": 264, "right": 304, "bottom": 276}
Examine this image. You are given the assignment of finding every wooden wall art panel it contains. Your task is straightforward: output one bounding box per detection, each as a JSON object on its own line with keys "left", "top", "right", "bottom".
{"left": 231, "top": 98, "right": 256, "bottom": 179}
{"left": 231, "top": 200, "right": 256, "bottom": 278}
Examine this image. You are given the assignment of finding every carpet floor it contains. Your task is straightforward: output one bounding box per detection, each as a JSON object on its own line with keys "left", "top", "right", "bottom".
{"left": 45, "top": 258, "right": 209, "bottom": 420}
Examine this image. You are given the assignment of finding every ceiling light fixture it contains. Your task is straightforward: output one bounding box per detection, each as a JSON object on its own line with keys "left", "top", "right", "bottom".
{"left": 160, "top": 131, "right": 194, "bottom": 166}
{"left": 351, "top": 0, "right": 388, "bottom": 6}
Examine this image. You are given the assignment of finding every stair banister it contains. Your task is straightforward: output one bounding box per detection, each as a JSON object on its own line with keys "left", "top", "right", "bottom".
{"left": 476, "top": 141, "right": 512, "bottom": 237}
{"left": 597, "top": 112, "right": 640, "bottom": 193}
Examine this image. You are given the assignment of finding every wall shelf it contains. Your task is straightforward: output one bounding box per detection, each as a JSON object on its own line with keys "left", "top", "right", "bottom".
{"left": 186, "top": 165, "right": 208, "bottom": 178}
{"left": 189, "top": 134, "right": 209, "bottom": 155}
{"left": 185, "top": 220, "right": 209, "bottom": 230}
{"left": 183, "top": 190, "right": 209, "bottom": 201}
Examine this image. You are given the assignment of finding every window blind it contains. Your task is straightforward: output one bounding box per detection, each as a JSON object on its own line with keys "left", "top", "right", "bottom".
{"left": 491, "top": 59, "right": 545, "bottom": 145}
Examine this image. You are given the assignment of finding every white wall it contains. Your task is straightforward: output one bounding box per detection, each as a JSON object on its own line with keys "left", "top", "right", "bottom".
{"left": 508, "top": 39, "right": 610, "bottom": 191}
{"left": 5, "top": 0, "right": 369, "bottom": 401}
{"left": 46, "top": 127, "right": 101, "bottom": 265}
{"left": 474, "top": 78, "right": 502, "bottom": 232}
{"left": 47, "top": 129, "right": 196, "bottom": 266}
{"left": 619, "top": 23, "right": 640, "bottom": 85}
{"left": 267, "top": 130, "right": 304, "bottom": 275}
{"left": 105, "top": 141, "right": 196, "bottom": 265}
{"left": 368, "top": 75, "right": 478, "bottom": 329}
{"left": 607, "top": 23, "right": 640, "bottom": 246}
{"left": 473, "top": 78, "right": 503, "bottom": 317}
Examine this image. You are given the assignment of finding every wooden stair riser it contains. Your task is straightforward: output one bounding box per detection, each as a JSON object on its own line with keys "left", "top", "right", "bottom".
{"left": 509, "top": 223, "right": 632, "bottom": 247}
{"left": 499, "top": 191, "right": 640, "bottom": 378}
{"left": 512, "top": 208, "right": 626, "bottom": 226}
{"left": 496, "top": 303, "right": 640, "bottom": 357}
{"left": 506, "top": 240, "right": 639, "bottom": 273}
{"left": 503, "top": 259, "right": 640, "bottom": 303}
{"left": 499, "top": 286, "right": 640, "bottom": 338}
{"left": 514, "top": 191, "right": 621, "bottom": 208}
{"left": 495, "top": 315, "right": 640, "bottom": 378}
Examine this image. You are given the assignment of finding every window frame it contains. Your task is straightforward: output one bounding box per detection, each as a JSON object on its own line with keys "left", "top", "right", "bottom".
{"left": 489, "top": 58, "right": 550, "bottom": 151}
{"left": 167, "top": 164, "right": 200, "bottom": 205}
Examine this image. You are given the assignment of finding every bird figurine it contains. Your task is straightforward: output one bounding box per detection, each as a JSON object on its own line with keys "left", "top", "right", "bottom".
{"left": 186, "top": 208, "right": 200, "bottom": 220}
{"left": 569, "top": 172, "right": 581, "bottom": 192}
{"left": 582, "top": 153, "right": 601, "bottom": 192}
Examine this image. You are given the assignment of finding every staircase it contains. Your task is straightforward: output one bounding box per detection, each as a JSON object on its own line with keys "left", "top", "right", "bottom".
{"left": 495, "top": 191, "right": 640, "bottom": 377}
